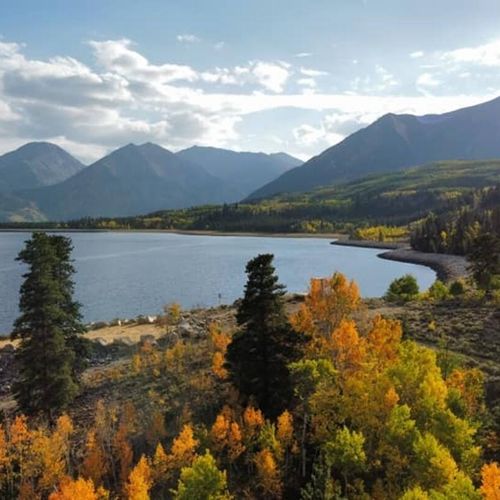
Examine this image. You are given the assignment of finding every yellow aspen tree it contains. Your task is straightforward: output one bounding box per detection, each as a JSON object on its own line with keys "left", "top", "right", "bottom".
{"left": 152, "top": 442, "right": 169, "bottom": 484}
{"left": 243, "top": 406, "right": 264, "bottom": 440}
{"left": 212, "top": 351, "right": 228, "bottom": 380}
{"left": 169, "top": 424, "right": 199, "bottom": 471}
{"left": 209, "top": 323, "right": 231, "bottom": 353}
{"left": 49, "top": 476, "right": 108, "bottom": 500}
{"left": 481, "top": 462, "right": 500, "bottom": 500}
{"left": 81, "top": 429, "right": 108, "bottom": 487}
{"left": 254, "top": 448, "right": 282, "bottom": 499}
{"left": 297, "top": 273, "right": 360, "bottom": 337}
{"left": 276, "top": 410, "right": 294, "bottom": 449}
{"left": 329, "top": 319, "right": 365, "bottom": 374}
{"left": 366, "top": 316, "right": 402, "bottom": 369}
{"left": 125, "top": 455, "right": 152, "bottom": 500}
{"left": 210, "top": 414, "right": 230, "bottom": 453}
{"left": 113, "top": 422, "right": 133, "bottom": 486}
{"left": 9, "top": 415, "right": 31, "bottom": 484}
{"left": 227, "top": 422, "right": 245, "bottom": 462}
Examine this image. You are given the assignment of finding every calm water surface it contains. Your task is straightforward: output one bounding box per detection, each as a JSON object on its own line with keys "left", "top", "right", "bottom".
{"left": 0, "top": 232, "right": 435, "bottom": 334}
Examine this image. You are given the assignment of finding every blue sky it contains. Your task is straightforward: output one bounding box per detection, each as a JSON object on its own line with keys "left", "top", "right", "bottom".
{"left": 1, "top": 0, "right": 500, "bottom": 161}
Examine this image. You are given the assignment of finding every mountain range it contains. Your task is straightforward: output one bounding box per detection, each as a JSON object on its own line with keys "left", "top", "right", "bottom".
{"left": 1, "top": 95, "right": 500, "bottom": 222}
{"left": 248, "top": 95, "right": 500, "bottom": 199}
{"left": 0, "top": 143, "right": 301, "bottom": 221}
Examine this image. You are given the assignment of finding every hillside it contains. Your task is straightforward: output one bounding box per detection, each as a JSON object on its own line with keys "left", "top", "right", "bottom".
{"left": 25, "top": 143, "right": 240, "bottom": 220}
{"left": 176, "top": 146, "right": 301, "bottom": 200}
{"left": 60, "top": 159, "right": 500, "bottom": 233}
{"left": 249, "top": 95, "right": 500, "bottom": 199}
{"left": 0, "top": 142, "right": 84, "bottom": 192}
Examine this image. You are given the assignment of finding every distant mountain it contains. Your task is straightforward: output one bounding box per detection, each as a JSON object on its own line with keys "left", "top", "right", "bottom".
{"left": 0, "top": 142, "right": 84, "bottom": 192}
{"left": 248, "top": 96, "right": 500, "bottom": 199}
{"left": 27, "top": 143, "right": 236, "bottom": 220}
{"left": 176, "top": 146, "right": 301, "bottom": 200}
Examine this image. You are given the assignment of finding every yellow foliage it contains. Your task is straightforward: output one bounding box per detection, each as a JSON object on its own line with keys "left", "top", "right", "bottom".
{"left": 212, "top": 351, "right": 228, "bottom": 380}
{"left": 49, "top": 476, "right": 108, "bottom": 500}
{"left": 125, "top": 455, "right": 152, "bottom": 500}
{"left": 276, "top": 410, "right": 294, "bottom": 448}
{"left": 81, "top": 430, "right": 107, "bottom": 487}
{"left": 169, "top": 424, "right": 199, "bottom": 470}
{"left": 254, "top": 448, "right": 282, "bottom": 498}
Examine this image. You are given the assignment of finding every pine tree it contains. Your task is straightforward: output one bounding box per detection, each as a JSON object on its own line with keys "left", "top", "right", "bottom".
{"left": 12, "top": 233, "right": 84, "bottom": 419}
{"left": 467, "top": 232, "right": 500, "bottom": 295}
{"left": 226, "top": 254, "right": 304, "bottom": 417}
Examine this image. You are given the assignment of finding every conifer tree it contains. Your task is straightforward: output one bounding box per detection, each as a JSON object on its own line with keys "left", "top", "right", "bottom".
{"left": 12, "top": 233, "right": 84, "bottom": 419}
{"left": 226, "top": 254, "right": 304, "bottom": 417}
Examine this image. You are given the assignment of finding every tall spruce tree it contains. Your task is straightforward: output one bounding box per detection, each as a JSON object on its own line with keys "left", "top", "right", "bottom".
{"left": 226, "top": 254, "right": 304, "bottom": 417}
{"left": 12, "top": 232, "right": 84, "bottom": 419}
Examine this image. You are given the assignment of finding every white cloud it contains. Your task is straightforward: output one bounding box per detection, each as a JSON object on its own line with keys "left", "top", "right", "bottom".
{"left": 294, "top": 52, "right": 312, "bottom": 58}
{"left": 410, "top": 51, "right": 424, "bottom": 59}
{"left": 0, "top": 36, "right": 496, "bottom": 160}
{"left": 297, "top": 78, "right": 317, "bottom": 88}
{"left": 251, "top": 61, "right": 290, "bottom": 93}
{"left": 416, "top": 72, "right": 441, "bottom": 89}
{"left": 300, "top": 67, "right": 328, "bottom": 77}
{"left": 176, "top": 34, "right": 201, "bottom": 44}
{"left": 441, "top": 39, "right": 500, "bottom": 67}
{"left": 214, "top": 41, "right": 225, "bottom": 50}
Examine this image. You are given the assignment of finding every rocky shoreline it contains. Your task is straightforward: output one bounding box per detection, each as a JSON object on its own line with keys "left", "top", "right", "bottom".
{"left": 379, "top": 248, "right": 468, "bottom": 283}
{"left": 330, "top": 239, "right": 468, "bottom": 283}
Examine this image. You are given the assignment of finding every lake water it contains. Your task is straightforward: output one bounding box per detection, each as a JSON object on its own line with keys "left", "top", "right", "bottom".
{"left": 0, "top": 231, "right": 435, "bottom": 334}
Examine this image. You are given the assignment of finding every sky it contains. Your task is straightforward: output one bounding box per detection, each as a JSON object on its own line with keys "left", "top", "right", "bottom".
{"left": 1, "top": 0, "right": 500, "bottom": 163}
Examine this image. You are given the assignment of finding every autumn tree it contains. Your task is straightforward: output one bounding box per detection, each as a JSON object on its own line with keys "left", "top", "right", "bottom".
{"left": 481, "top": 462, "right": 500, "bottom": 500}
{"left": 12, "top": 233, "right": 84, "bottom": 418}
{"left": 125, "top": 455, "right": 152, "bottom": 500}
{"left": 254, "top": 448, "right": 282, "bottom": 499}
{"left": 226, "top": 254, "right": 304, "bottom": 417}
{"left": 49, "top": 476, "right": 107, "bottom": 500}
{"left": 291, "top": 272, "right": 360, "bottom": 339}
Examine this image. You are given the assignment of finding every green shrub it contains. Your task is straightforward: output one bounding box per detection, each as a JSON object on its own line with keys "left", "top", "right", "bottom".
{"left": 449, "top": 280, "right": 466, "bottom": 296}
{"left": 385, "top": 274, "right": 420, "bottom": 302}
{"left": 427, "top": 280, "right": 450, "bottom": 301}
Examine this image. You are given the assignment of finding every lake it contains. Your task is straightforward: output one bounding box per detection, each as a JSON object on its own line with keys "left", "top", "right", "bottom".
{"left": 0, "top": 231, "right": 435, "bottom": 334}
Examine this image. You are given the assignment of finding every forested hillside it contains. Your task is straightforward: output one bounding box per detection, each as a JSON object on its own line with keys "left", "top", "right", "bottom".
{"left": 411, "top": 185, "right": 500, "bottom": 254}
{"left": 31, "top": 159, "right": 500, "bottom": 236}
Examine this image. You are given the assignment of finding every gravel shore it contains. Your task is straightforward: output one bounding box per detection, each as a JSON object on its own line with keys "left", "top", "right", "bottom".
{"left": 378, "top": 247, "right": 468, "bottom": 282}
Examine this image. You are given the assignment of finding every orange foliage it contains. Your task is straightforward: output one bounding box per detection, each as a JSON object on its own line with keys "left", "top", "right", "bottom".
{"left": 125, "top": 455, "right": 152, "bottom": 500}
{"left": 81, "top": 429, "right": 107, "bottom": 487}
{"left": 212, "top": 351, "right": 228, "bottom": 380}
{"left": 366, "top": 315, "right": 402, "bottom": 368}
{"left": 255, "top": 448, "right": 282, "bottom": 498}
{"left": 169, "top": 424, "right": 198, "bottom": 470}
{"left": 292, "top": 273, "right": 360, "bottom": 338}
{"left": 152, "top": 443, "right": 169, "bottom": 483}
{"left": 243, "top": 406, "right": 264, "bottom": 439}
{"left": 329, "top": 319, "right": 365, "bottom": 373}
{"left": 276, "top": 410, "right": 294, "bottom": 448}
{"left": 113, "top": 422, "right": 133, "bottom": 485}
{"left": 447, "top": 368, "right": 485, "bottom": 417}
{"left": 49, "top": 476, "right": 107, "bottom": 500}
{"left": 481, "top": 462, "right": 500, "bottom": 500}
{"left": 210, "top": 323, "right": 231, "bottom": 352}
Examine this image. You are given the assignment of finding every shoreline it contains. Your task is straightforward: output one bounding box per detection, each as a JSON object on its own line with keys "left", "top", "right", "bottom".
{"left": 0, "top": 227, "right": 344, "bottom": 239}
{"left": 378, "top": 248, "right": 468, "bottom": 283}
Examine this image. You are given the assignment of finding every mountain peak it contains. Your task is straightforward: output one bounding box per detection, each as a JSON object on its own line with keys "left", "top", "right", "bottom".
{"left": 248, "top": 95, "right": 500, "bottom": 199}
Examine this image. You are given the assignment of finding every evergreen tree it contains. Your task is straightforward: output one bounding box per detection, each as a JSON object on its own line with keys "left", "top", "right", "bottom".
{"left": 300, "top": 453, "right": 338, "bottom": 500}
{"left": 226, "top": 254, "right": 304, "bottom": 417}
{"left": 12, "top": 233, "right": 84, "bottom": 419}
{"left": 467, "top": 232, "right": 500, "bottom": 295}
